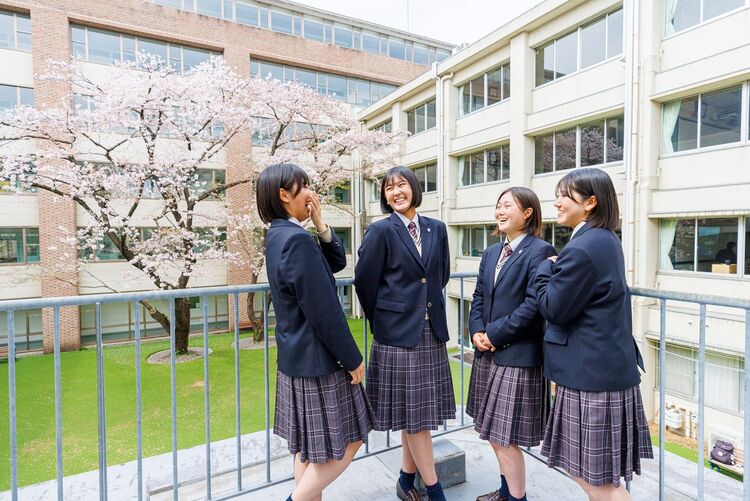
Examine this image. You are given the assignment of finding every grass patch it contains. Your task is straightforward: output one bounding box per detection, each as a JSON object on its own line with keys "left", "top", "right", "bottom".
{"left": 0, "top": 319, "right": 472, "bottom": 489}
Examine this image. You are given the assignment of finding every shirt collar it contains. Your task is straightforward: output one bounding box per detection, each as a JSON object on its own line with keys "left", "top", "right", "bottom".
{"left": 288, "top": 217, "right": 304, "bottom": 228}
{"left": 571, "top": 220, "right": 587, "bottom": 238}
{"left": 504, "top": 232, "right": 527, "bottom": 251}
{"left": 395, "top": 211, "right": 419, "bottom": 228}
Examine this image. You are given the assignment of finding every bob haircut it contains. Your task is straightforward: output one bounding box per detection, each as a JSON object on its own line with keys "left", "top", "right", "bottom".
{"left": 493, "top": 186, "right": 543, "bottom": 237}
{"left": 556, "top": 167, "right": 620, "bottom": 230}
{"left": 256, "top": 163, "right": 310, "bottom": 224}
{"left": 379, "top": 166, "right": 423, "bottom": 214}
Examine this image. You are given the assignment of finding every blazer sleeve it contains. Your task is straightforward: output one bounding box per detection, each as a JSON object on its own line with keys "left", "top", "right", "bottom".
{"left": 282, "top": 233, "right": 362, "bottom": 371}
{"left": 440, "top": 223, "right": 450, "bottom": 287}
{"left": 485, "top": 243, "right": 557, "bottom": 347}
{"left": 353, "top": 223, "right": 386, "bottom": 322}
{"left": 534, "top": 245, "right": 597, "bottom": 325}
{"left": 319, "top": 229, "right": 347, "bottom": 273}
{"left": 468, "top": 251, "right": 488, "bottom": 336}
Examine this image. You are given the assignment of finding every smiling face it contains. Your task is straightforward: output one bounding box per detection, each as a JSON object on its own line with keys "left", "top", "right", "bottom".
{"left": 554, "top": 188, "right": 595, "bottom": 228}
{"left": 495, "top": 191, "right": 532, "bottom": 241}
{"left": 384, "top": 174, "right": 416, "bottom": 218}
{"left": 280, "top": 182, "right": 312, "bottom": 222}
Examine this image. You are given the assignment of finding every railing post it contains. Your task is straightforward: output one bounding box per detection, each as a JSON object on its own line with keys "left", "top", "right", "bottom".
{"left": 53, "top": 307, "right": 64, "bottom": 501}
{"left": 459, "top": 277, "right": 465, "bottom": 427}
{"left": 697, "top": 304, "right": 706, "bottom": 501}
{"left": 659, "top": 299, "right": 666, "bottom": 501}
{"left": 134, "top": 302, "right": 143, "bottom": 501}
{"left": 202, "top": 297, "right": 212, "bottom": 500}
{"left": 95, "top": 303, "right": 108, "bottom": 501}
{"left": 169, "top": 299, "right": 178, "bottom": 501}
{"left": 233, "top": 293, "right": 243, "bottom": 490}
{"left": 7, "top": 309, "right": 18, "bottom": 501}
{"left": 263, "top": 292, "right": 271, "bottom": 484}
{"left": 744, "top": 308, "right": 750, "bottom": 501}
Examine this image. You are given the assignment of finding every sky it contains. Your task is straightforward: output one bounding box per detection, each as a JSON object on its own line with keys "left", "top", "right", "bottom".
{"left": 292, "top": 0, "right": 546, "bottom": 46}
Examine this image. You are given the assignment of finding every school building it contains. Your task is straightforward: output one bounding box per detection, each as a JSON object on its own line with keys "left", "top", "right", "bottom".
{"left": 357, "top": 0, "right": 749, "bottom": 452}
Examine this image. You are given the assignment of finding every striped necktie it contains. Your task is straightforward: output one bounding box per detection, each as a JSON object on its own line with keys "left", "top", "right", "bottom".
{"left": 496, "top": 242, "right": 512, "bottom": 272}
{"left": 407, "top": 221, "right": 421, "bottom": 246}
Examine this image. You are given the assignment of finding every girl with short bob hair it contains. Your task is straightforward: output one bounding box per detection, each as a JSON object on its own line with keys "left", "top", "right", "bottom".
{"left": 258, "top": 163, "right": 373, "bottom": 501}
{"left": 467, "top": 186, "right": 556, "bottom": 501}
{"left": 534, "top": 168, "right": 652, "bottom": 500}
{"left": 355, "top": 166, "right": 454, "bottom": 501}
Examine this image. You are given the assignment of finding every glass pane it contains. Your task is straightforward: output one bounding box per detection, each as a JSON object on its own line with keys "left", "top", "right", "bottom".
{"left": 534, "top": 135, "right": 553, "bottom": 174}
{"left": 672, "top": 0, "right": 700, "bottom": 33}
{"left": 138, "top": 38, "right": 168, "bottom": 63}
{"left": 18, "top": 87, "right": 33, "bottom": 107}
{"left": 25, "top": 228, "right": 39, "bottom": 262}
{"left": 470, "top": 151, "right": 484, "bottom": 185}
{"left": 324, "top": 24, "right": 332, "bottom": 43}
{"left": 380, "top": 84, "right": 396, "bottom": 97}
{"left": 700, "top": 85, "right": 741, "bottom": 148}
{"left": 333, "top": 228, "right": 351, "bottom": 253}
{"left": 459, "top": 85, "right": 470, "bottom": 116}
{"left": 436, "top": 49, "right": 450, "bottom": 62}
{"left": 271, "top": 11, "right": 293, "bottom": 35}
{"left": 697, "top": 218, "right": 738, "bottom": 273}
{"left": 555, "top": 31, "right": 578, "bottom": 78}
{"left": 745, "top": 224, "right": 750, "bottom": 276}
{"left": 413, "top": 44, "right": 429, "bottom": 65}
{"left": 487, "top": 225, "right": 502, "bottom": 247}
{"left": 425, "top": 100, "right": 436, "bottom": 130}
{"left": 469, "top": 227, "right": 484, "bottom": 256}
{"left": 501, "top": 145, "right": 510, "bottom": 180}
{"left": 413, "top": 167, "right": 426, "bottom": 193}
{"left": 196, "top": 0, "right": 222, "bottom": 18}
{"left": 606, "top": 115, "right": 625, "bottom": 162}
{"left": 363, "top": 32, "right": 380, "bottom": 54}
{"left": 580, "top": 120, "right": 604, "bottom": 166}
{"left": 460, "top": 156, "right": 470, "bottom": 187}
{"left": 293, "top": 17, "right": 302, "bottom": 36}
{"left": 415, "top": 105, "right": 426, "bottom": 134}
{"left": 487, "top": 67, "right": 501, "bottom": 106}
{"left": 259, "top": 8, "right": 269, "bottom": 29}
{"left": 327, "top": 74, "right": 346, "bottom": 100}
{"left": 406, "top": 109, "right": 416, "bottom": 134}
{"left": 316, "top": 74, "right": 327, "bottom": 94}
{"left": 703, "top": 0, "right": 744, "bottom": 21}
{"left": 555, "top": 128, "right": 577, "bottom": 171}
{"left": 670, "top": 219, "right": 695, "bottom": 271}
{"left": 425, "top": 164, "right": 437, "bottom": 192}
{"left": 0, "top": 84, "right": 16, "bottom": 109}
{"left": 223, "top": 0, "right": 233, "bottom": 19}
{"left": 673, "top": 96, "right": 698, "bottom": 152}
{"left": 154, "top": 0, "right": 182, "bottom": 7}
{"left": 502, "top": 65, "right": 511, "bottom": 100}
{"left": 581, "top": 17, "right": 606, "bottom": 69}
{"left": 334, "top": 26, "right": 352, "bottom": 48}
{"left": 0, "top": 12, "right": 14, "bottom": 49}
{"left": 486, "top": 148, "right": 501, "bottom": 182}
{"left": 261, "top": 61, "right": 283, "bottom": 81}
{"left": 535, "top": 43, "right": 554, "bottom": 86}
{"left": 357, "top": 79, "right": 370, "bottom": 107}
{"left": 607, "top": 9, "right": 623, "bottom": 58}
{"left": 0, "top": 228, "right": 23, "bottom": 263}
{"left": 352, "top": 29, "right": 360, "bottom": 49}
{"left": 388, "top": 38, "right": 405, "bottom": 59}
{"left": 88, "top": 28, "right": 122, "bottom": 65}
{"left": 295, "top": 68, "right": 316, "bottom": 89}
{"left": 183, "top": 47, "right": 210, "bottom": 70}
{"left": 470, "top": 75, "right": 484, "bottom": 112}
{"left": 236, "top": 2, "right": 259, "bottom": 26}
{"left": 554, "top": 225, "right": 572, "bottom": 252}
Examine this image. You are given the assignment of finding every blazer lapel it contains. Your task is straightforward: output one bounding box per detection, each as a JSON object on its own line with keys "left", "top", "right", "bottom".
{"left": 494, "top": 236, "right": 533, "bottom": 289}
{"left": 484, "top": 244, "right": 500, "bottom": 297}
{"left": 419, "top": 217, "right": 432, "bottom": 266}
{"left": 390, "top": 213, "right": 425, "bottom": 270}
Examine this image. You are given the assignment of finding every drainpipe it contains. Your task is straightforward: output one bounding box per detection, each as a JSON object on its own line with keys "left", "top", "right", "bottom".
{"left": 435, "top": 66, "right": 453, "bottom": 222}
{"left": 623, "top": 0, "right": 639, "bottom": 285}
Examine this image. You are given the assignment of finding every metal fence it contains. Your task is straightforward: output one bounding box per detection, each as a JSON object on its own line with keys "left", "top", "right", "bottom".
{"left": 1, "top": 274, "right": 749, "bottom": 500}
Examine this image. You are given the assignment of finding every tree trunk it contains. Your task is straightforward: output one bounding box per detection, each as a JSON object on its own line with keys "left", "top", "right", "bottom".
{"left": 174, "top": 297, "right": 192, "bottom": 353}
{"left": 246, "top": 273, "right": 272, "bottom": 343}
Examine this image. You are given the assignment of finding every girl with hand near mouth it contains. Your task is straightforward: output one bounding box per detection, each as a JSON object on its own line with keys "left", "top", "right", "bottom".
{"left": 467, "top": 187, "right": 556, "bottom": 501}
{"left": 354, "top": 166, "right": 454, "bottom": 501}
{"left": 534, "top": 168, "right": 652, "bottom": 501}
{"left": 258, "top": 163, "right": 372, "bottom": 501}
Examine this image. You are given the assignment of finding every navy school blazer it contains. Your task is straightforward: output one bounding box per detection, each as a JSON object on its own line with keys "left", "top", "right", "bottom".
{"left": 264, "top": 219, "right": 362, "bottom": 378}
{"left": 354, "top": 213, "right": 450, "bottom": 347}
{"left": 469, "top": 236, "right": 557, "bottom": 367}
{"left": 534, "top": 222, "right": 644, "bottom": 392}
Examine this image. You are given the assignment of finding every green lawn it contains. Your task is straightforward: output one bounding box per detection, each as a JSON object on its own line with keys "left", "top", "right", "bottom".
{"left": 0, "top": 319, "right": 472, "bottom": 489}
{"left": 650, "top": 434, "right": 743, "bottom": 483}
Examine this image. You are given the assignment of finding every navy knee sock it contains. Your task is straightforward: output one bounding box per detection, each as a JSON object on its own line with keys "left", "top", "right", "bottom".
{"left": 499, "top": 474, "right": 510, "bottom": 497}
{"left": 399, "top": 469, "right": 416, "bottom": 492}
{"left": 509, "top": 494, "right": 527, "bottom": 501}
{"left": 425, "top": 481, "right": 447, "bottom": 501}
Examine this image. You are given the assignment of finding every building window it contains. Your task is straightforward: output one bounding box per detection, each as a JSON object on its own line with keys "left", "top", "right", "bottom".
{"left": 458, "top": 63, "right": 510, "bottom": 116}
{"left": 661, "top": 84, "right": 742, "bottom": 155}
{"left": 535, "top": 8, "right": 623, "bottom": 86}
{"left": 665, "top": 0, "right": 745, "bottom": 36}
{"left": 332, "top": 182, "right": 351, "bottom": 204}
{"left": 188, "top": 168, "right": 226, "bottom": 199}
{"left": 332, "top": 227, "right": 351, "bottom": 253}
{"left": 70, "top": 25, "right": 219, "bottom": 70}
{"left": 373, "top": 119, "right": 392, "bottom": 133}
{"left": 0, "top": 308, "right": 43, "bottom": 352}
{"left": 0, "top": 228, "right": 39, "bottom": 264}
{"left": 235, "top": 1, "right": 259, "bottom": 26}
{"left": 369, "top": 176, "right": 382, "bottom": 202}
{"left": 459, "top": 225, "right": 502, "bottom": 257}
{"left": 654, "top": 342, "right": 744, "bottom": 414}
{"left": 534, "top": 115, "right": 624, "bottom": 174}
{"left": 458, "top": 145, "right": 511, "bottom": 187}
{"left": 412, "top": 163, "right": 437, "bottom": 193}
{"left": 0, "top": 84, "right": 33, "bottom": 110}
{"left": 541, "top": 223, "right": 573, "bottom": 253}
{"left": 406, "top": 99, "right": 436, "bottom": 135}
{"left": 196, "top": 0, "right": 223, "bottom": 18}
{"left": 0, "top": 10, "right": 31, "bottom": 52}
{"left": 659, "top": 217, "right": 744, "bottom": 275}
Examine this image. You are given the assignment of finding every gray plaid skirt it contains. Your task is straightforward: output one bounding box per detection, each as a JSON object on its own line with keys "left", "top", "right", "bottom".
{"left": 366, "top": 321, "right": 456, "bottom": 433}
{"left": 541, "top": 384, "right": 654, "bottom": 487}
{"left": 273, "top": 369, "right": 374, "bottom": 463}
{"left": 466, "top": 351, "right": 492, "bottom": 418}
{"left": 473, "top": 365, "right": 545, "bottom": 447}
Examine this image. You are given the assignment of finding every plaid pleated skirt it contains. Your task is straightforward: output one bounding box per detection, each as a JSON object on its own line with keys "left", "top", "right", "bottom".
{"left": 273, "top": 369, "right": 374, "bottom": 464}
{"left": 541, "top": 384, "right": 654, "bottom": 487}
{"left": 473, "top": 365, "right": 545, "bottom": 447}
{"left": 466, "top": 351, "right": 492, "bottom": 418}
{"left": 366, "top": 321, "right": 456, "bottom": 434}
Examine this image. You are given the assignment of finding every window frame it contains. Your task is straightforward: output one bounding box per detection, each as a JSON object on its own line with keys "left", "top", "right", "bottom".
{"left": 457, "top": 143, "right": 511, "bottom": 188}
{"left": 0, "top": 227, "right": 39, "bottom": 265}
{"left": 663, "top": 0, "right": 748, "bottom": 39}
{"left": 405, "top": 99, "right": 437, "bottom": 136}
{"left": 0, "top": 10, "right": 32, "bottom": 52}
{"left": 457, "top": 63, "right": 511, "bottom": 118}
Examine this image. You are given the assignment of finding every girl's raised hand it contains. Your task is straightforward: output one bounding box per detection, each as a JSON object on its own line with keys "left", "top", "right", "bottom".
{"left": 307, "top": 192, "right": 327, "bottom": 232}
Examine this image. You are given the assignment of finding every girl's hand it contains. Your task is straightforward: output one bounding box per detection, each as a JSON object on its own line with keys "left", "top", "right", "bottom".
{"left": 547, "top": 255, "right": 558, "bottom": 263}
{"left": 472, "top": 332, "right": 492, "bottom": 352}
{"left": 349, "top": 362, "right": 365, "bottom": 384}
{"left": 307, "top": 192, "right": 327, "bottom": 232}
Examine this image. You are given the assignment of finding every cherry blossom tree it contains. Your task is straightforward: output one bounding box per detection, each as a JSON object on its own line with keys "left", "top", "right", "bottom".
{"left": 0, "top": 56, "right": 400, "bottom": 351}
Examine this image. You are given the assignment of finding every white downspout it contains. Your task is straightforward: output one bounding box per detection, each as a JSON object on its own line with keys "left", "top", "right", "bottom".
{"left": 623, "top": 0, "right": 639, "bottom": 285}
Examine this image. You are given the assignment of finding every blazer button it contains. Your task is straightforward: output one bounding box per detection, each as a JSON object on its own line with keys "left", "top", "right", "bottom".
{"left": 420, "top": 277, "right": 427, "bottom": 283}
{"left": 427, "top": 302, "right": 432, "bottom": 308}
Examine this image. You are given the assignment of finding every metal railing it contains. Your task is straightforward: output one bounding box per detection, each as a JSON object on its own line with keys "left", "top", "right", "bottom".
{"left": 1, "top": 274, "right": 749, "bottom": 500}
